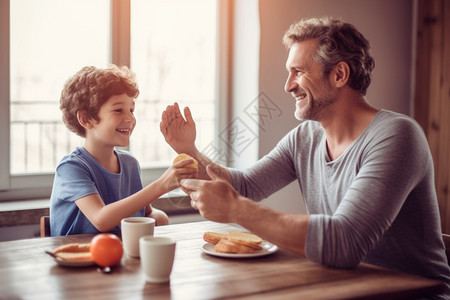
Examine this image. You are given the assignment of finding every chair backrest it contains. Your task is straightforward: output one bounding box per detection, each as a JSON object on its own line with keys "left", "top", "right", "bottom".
{"left": 443, "top": 233, "right": 450, "bottom": 265}
{"left": 40, "top": 216, "right": 50, "bottom": 237}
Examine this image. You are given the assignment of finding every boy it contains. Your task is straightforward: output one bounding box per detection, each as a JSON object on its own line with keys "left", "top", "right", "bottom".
{"left": 50, "top": 65, "right": 196, "bottom": 236}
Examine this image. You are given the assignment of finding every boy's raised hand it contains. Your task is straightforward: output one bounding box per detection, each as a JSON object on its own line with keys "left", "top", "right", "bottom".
{"left": 160, "top": 102, "right": 197, "bottom": 154}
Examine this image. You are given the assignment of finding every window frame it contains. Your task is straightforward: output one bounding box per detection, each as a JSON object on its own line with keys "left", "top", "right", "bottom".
{"left": 0, "top": 0, "right": 230, "bottom": 201}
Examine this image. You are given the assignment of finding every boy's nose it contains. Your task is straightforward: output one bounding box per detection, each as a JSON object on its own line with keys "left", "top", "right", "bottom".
{"left": 125, "top": 112, "right": 136, "bottom": 123}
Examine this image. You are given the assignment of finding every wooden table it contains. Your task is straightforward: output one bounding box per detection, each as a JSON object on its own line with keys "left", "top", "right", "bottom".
{"left": 0, "top": 221, "right": 444, "bottom": 299}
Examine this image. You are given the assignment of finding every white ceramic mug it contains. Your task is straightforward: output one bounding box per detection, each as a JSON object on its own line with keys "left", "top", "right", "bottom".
{"left": 139, "top": 236, "right": 176, "bottom": 283}
{"left": 121, "top": 217, "right": 155, "bottom": 257}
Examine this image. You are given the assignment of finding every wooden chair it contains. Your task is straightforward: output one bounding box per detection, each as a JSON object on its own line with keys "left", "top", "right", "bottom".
{"left": 40, "top": 216, "right": 50, "bottom": 237}
{"left": 443, "top": 233, "right": 450, "bottom": 265}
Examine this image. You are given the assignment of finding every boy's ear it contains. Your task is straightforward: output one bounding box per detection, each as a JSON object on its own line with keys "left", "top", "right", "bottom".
{"left": 331, "top": 61, "right": 350, "bottom": 88}
{"left": 77, "top": 110, "right": 93, "bottom": 129}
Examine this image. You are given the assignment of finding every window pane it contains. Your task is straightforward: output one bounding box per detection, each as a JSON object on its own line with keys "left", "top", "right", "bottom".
{"left": 10, "top": 0, "right": 110, "bottom": 174}
{"left": 130, "top": 0, "right": 217, "bottom": 166}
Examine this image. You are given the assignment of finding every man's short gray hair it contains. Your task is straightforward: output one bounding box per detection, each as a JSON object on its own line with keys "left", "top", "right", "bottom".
{"left": 283, "top": 17, "right": 375, "bottom": 95}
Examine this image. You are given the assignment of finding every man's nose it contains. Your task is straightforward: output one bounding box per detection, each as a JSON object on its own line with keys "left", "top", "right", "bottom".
{"left": 284, "top": 75, "right": 296, "bottom": 93}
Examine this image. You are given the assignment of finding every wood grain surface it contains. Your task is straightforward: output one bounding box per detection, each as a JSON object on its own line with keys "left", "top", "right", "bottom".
{"left": 0, "top": 221, "right": 444, "bottom": 299}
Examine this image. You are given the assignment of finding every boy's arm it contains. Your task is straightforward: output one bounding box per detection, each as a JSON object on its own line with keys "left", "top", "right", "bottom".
{"left": 75, "top": 179, "right": 166, "bottom": 232}
{"left": 75, "top": 160, "right": 194, "bottom": 232}
{"left": 145, "top": 205, "right": 169, "bottom": 226}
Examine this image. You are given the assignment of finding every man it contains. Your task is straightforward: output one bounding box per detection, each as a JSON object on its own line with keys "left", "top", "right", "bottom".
{"left": 160, "top": 17, "right": 450, "bottom": 298}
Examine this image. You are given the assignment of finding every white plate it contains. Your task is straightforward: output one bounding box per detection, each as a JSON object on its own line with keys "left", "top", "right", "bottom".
{"left": 54, "top": 257, "right": 95, "bottom": 267}
{"left": 201, "top": 241, "right": 278, "bottom": 258}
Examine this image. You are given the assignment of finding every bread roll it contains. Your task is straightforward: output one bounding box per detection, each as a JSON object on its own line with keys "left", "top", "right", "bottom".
{"left": 173, "top": 153, "right": 198, "bottom": 170}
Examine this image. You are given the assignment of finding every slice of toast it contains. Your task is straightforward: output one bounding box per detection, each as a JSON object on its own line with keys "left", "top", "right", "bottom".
{"left": 53, "top": 243, "right": 92, "bottom": 261}
{"left": 226, "top": 232, "right": 262, "bottom": 250}
{"left": 203, "top": 232, "right": 228, "bottom": 244}
{"left": 54, "top": 243, "right": 91, "bottom": 254}
{"left": 214, "top": 238, "right": 255, "bottom": 254}
{"left": 203, "top": 231, "right": 264, "bottom": 254}
{"left": 56, "top": 251, "right": 93, "bottom": 261}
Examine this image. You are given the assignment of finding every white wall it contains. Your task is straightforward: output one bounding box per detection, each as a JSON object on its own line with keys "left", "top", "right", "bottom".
{"left": 233, "top": 0, "right": 414, "bottom": 214}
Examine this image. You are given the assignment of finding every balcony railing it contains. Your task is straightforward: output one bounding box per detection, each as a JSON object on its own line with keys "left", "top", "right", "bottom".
{"left": 11, "top": 120, "right": 80, "bottom": 173}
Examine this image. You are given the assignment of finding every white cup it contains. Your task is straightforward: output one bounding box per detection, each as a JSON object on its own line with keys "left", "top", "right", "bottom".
{"left": 140, "top": 236, "right": 176, "bottom": 283}
{"left": 121, "top": 217, "right": 155, "bottom": 257}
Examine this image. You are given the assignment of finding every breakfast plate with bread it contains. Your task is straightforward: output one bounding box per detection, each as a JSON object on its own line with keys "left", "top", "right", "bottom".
{"left": 201, "top": 231, "right": 278, "bottom": 258}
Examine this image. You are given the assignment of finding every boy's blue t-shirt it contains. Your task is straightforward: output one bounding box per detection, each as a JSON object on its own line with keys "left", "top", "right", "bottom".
{"left": 49, "top": 147, "right": 145, "bottom": 236}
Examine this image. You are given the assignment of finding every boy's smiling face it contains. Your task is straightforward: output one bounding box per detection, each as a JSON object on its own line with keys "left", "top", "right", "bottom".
{"left": 87, "top": 93, "right": 136, "bottom": 148}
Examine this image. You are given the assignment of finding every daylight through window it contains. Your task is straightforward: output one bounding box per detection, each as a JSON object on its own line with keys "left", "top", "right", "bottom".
{"left": 9, "top": 0, "right": 218, "bottom": 175}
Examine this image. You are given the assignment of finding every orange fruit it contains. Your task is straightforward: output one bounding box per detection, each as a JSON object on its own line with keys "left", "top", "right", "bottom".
{"left": 90, "top": 233, "right": 123, "bottom": 267}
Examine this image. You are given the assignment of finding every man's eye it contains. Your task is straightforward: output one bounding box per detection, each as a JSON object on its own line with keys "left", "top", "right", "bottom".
{"left": 114, "top": 109, "right": 122, "bottom": 113}
{"left": 289, "top": 70, "right": 302, "bottom": 78}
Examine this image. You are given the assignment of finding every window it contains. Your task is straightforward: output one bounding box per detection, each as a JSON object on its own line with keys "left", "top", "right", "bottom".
{"left": 10, "top": 0, "right": 109, "bottom": 174}
{"left": 130, "top": 0, "right": 217, "bottom": 167}
{"left": 0, "top": 0, "right": 226, "bottom": 201}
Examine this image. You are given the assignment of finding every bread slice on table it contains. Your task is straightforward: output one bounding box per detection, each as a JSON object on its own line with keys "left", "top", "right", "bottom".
{"left": 214, "top": 238, "right": 256, "bottom": 254}
{"left": 203, "top": 232, "right": 228, "bottom": 244}
{"left": 226, "top": 232, "right": 262, "bottom": 250}
{"left": 203, "top": 231, "right": 264, "bottom": 254}
{"left": 55, "top": 251, "right": 93, "bottom": 261}
{"left": 53, "top": 243, "right": 92, "bottom": 261}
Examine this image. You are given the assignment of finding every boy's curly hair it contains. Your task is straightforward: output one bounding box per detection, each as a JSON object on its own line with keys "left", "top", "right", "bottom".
{"left": 60, "top": 65, "right": 139, "bottom": 137}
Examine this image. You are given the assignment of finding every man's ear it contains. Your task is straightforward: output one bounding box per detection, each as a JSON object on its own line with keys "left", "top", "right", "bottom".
{"left": 77, "top": 110, "right": 93, "bottom": 129}
{"left": 332, "top": 61, "right": 350, "bottom": 88}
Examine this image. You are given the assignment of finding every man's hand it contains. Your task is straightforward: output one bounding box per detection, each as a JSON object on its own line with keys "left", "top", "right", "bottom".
{"left": 160, "top": 102, "right": 197, "bottom": 155}
{"left": 182, "top": 165, "right": 240, "bottom": 223}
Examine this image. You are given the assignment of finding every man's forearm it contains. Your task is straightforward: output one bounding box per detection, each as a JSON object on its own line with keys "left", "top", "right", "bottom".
{"left": 234, "top": 197, "right": 309, "bottom": 257}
